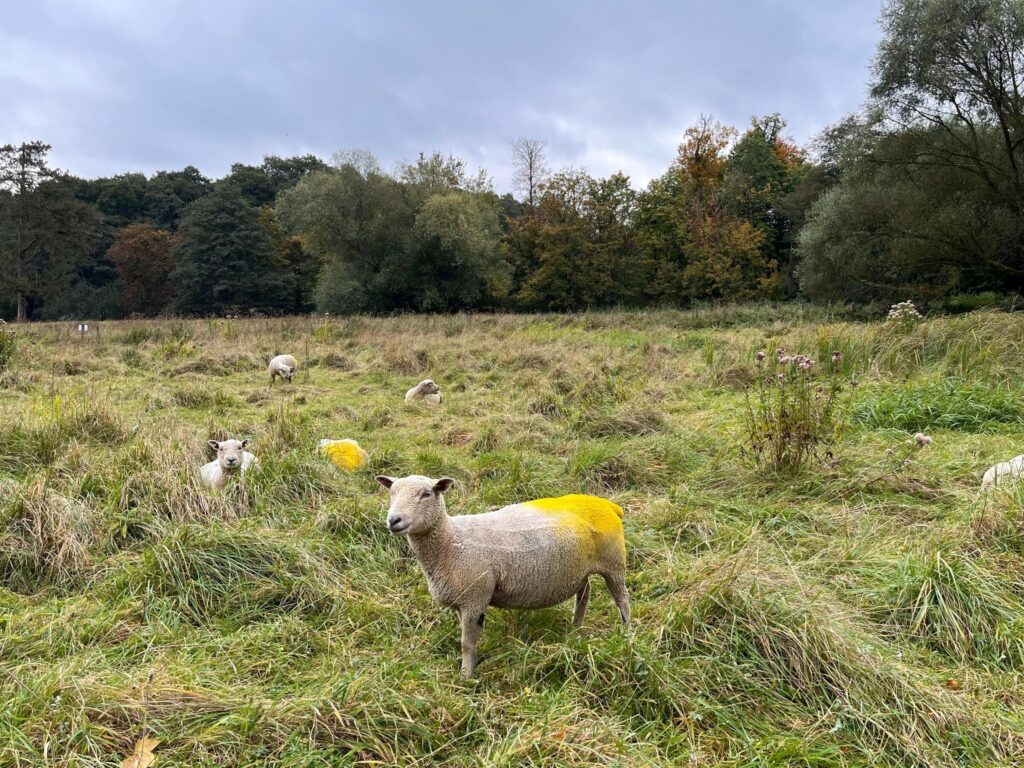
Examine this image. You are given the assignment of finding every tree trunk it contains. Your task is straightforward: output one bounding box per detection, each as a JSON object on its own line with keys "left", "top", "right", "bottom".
{"left": 16, "top": 292, "right": 27, "bottom": 323}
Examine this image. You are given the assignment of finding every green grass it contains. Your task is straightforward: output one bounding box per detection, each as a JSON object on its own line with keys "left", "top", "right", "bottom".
{"left": 1, "top": 306, "right": 1024, "bottom": 766}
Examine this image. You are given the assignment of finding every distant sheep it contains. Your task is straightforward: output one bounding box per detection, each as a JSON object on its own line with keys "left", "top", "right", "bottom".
{"left": 268, "top": 354, "right": 298, "bottom": 384}
{"left": 405, "top": 379, "right": 441, "bottom": 406}
{"left": 981, "top": 454, "right": 1024, "bottom": 491}
{"left": 376, "top": 475, "right": 629, "bottom": 677}
{"left": 200, "top": 439, "right": 258, "bottom": 490}
{"left": 318, "top": 438, "right": 369, "bottom": 471}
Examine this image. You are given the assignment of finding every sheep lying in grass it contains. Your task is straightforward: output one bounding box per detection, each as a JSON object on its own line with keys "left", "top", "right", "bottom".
{"left": 376, "top": 474, "right": 630, "bottom": 677}
{"left": 201, "top": 439, "right": 258, "bottom": 490}
{"left": 405, "top": 379, "right": 441, "bottom": 405}
{"left": 318, "top": 438, "right": 368, "bottom": 471}
{"left": 268, "top": 354, "right": 298, "bottom": 384}
{"left": 981, "top": 454, "right": 1024, "bottom": 491}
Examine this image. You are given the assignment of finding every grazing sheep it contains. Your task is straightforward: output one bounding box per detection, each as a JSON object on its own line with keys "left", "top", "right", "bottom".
{"left": 405, "top": 379, "right": 440, "bottom": 404}
{"left": 200, "top": 439, "right": 258, "bottom": 490}
{"left": 376, "top": 474, "right": 629, "bottom": 677}
{"left": 318, "top": 438, "right": 369, "bottom": 471}
{"left": 268, "top": 354, "right": 298, "bottom": 384}
{"left": 982, "top": 454, "right": 1024, "bottom": 491}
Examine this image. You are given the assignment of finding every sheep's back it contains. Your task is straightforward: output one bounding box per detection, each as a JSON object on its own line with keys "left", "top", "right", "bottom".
{"left": 984, "top": 454, "right": 1024, "bottom": 489}
{"left": 320, "top": 439, "right": 368, "bottom": 470}
{"left": 450, "top": 496, "right": 625, "bottom": 608}
{"left": 269, "top": 354, "right": 297, "bottom": 371}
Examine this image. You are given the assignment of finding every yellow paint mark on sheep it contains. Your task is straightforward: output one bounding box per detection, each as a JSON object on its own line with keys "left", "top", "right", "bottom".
{"left": 320, "top": 439, "right": 368, "bottom": 471}
{"left": 524, "top": 495, "right": 624, "bottom": 539}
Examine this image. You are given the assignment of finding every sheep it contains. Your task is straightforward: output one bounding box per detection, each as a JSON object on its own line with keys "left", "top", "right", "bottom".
{"left": 981, "top": 454, "right": 1024, "bottom": 491}
{"left": 318, "top": 438, "right": 369, "bottom": 471}
{"left": 405, "top": 379, "right": 441, "bottom": 405}
{"left": 200, "top": 439, "right": 258, "bottom": 490}
{"left": 268, "top": 354, "right": 298, "bottom": 384}
{"left": 376, "top": 474, "right": 629, "bottom": 677}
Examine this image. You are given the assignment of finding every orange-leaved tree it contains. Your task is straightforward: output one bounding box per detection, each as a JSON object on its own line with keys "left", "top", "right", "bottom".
{"left": 105, "top": 223, "right": 176, "bottom": 316}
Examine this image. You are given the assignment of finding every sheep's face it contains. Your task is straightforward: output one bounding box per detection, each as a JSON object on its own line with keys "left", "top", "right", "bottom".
{"left": 418, "top": 380, "right": 440, "bottom": 395}
{"left": 376, "top": 475, "right": 454, "bottom": 535}
{"left": 209, "top": 439, "right": 249, "bottom": 471}
{"left": 284, "top": 366, "right": 295, "bottom": 382}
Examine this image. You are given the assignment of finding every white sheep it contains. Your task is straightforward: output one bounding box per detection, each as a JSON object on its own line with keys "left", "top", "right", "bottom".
{"left": 981, "top": 454, "right": 1024, "bottom": 491}
{"left": 268, "top": 354, "right": 298, "bottom": 384}
{"left": 376, "top": 474, "right": 630, "bottom": 677}
{"left": 200, "top": 439, "right": 258, "bottom": 490}
{"left": 405, "top": 379, "right": 441, "bottom": 405}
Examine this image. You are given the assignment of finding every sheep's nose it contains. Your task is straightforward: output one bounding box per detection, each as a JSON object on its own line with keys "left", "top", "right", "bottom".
{"left": 387, "top": 514, "right": 404, "bottom": 532}
{"left": 225, "top": 457, "right": 237, "bottom": 465}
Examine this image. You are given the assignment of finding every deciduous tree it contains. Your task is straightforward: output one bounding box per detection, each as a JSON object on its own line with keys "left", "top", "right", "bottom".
{"left": 105, "top": 223, "right": 176, "bottom": 316}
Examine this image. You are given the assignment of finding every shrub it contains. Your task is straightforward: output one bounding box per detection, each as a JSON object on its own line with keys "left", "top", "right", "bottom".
{"left": 311, "top": 319, "right": 341, "bottom": 342}
{"left": 742, "top": 348, "right": 845, "bottom": 474}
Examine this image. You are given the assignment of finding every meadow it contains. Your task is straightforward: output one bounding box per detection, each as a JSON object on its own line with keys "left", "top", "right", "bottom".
{"left": 2, "top": 305, "right": 1024, "bottom": 767}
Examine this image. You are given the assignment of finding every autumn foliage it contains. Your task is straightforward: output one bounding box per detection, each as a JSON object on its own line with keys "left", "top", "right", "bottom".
{"left": 105, "top": 223, "right": 176, "bottom": 316}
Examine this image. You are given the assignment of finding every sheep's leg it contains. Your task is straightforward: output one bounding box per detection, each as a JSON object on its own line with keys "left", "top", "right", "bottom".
{"left": 572, "top": 580, "right": 590, "bottom": 628}
{"left": 602, "top": 573, "right": 630, "bottom": 625}
{"left": 459, "top": 606, "right": 486, "bottom": 678}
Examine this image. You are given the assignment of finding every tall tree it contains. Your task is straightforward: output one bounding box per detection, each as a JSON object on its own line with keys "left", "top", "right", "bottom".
{"left": 725, "top": 114, "right": 811, "bottom": 295}
{"left": 258, "top": 206, "right": 319, "bottom": 313}
{"left": 224, "top": 154, "right": 329, "bottom": 207}
{"left": 0, "top": 143, "right": 99, "bottom": 321}
{"left": 279, "top": 158, "right": 505, "bottom": 313}
{"left": 171, "top": 185, "right": 294, "bottom": 315}
{"left": 634, "top": 116, "right": 776, "bottom": 303}
{"left": 105, "top": 223, "right": 176, "bottom": 316}
{"left": 144, "top": 166, "right": 211, "bottom": 230}
{"left": 799, "top": 0, "right": 1024, "bottom": 302}
{"left": 511, "top": 138, "right": 550, "bottom": 209}
{"left": 511, "top": 169, "right": 641, "bottom": 310}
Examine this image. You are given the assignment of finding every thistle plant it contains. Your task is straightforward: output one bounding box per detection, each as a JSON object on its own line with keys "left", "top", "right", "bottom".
{"left": 864, "top": 431, "right": 934, "bottom": 487}
{"left": 743, "top": 347, "right": 846, "bottom": 474}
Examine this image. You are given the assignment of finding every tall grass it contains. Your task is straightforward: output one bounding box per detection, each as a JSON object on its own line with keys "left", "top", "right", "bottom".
{"left": 1, "top": 306, "right": 1023, "bottom": 765}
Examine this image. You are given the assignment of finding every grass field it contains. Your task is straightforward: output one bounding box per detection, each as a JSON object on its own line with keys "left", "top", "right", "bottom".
{"left": 2, "top": 305, "right": 1024, "bottom": 766}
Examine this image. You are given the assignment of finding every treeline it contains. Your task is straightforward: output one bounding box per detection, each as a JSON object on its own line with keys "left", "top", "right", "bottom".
{"left": 2, "top": 0, "right": 1023, "bottom": 321}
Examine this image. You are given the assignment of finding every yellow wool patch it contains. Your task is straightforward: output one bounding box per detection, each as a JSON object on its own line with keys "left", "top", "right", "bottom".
{"left": 524, "top": 494, "right": 624, "bottom": 538}
{"left": 321, "top": 440, "right": 368, "bottom": 471}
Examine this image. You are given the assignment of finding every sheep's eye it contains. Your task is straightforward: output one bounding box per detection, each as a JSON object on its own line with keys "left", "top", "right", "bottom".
{"left": 419, "top": 489, "right": 432, "bottom": 499}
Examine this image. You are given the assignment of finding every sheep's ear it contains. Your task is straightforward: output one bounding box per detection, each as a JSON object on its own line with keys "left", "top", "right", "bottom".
{"left": 433, "top": 477, "right": 455, "bottom": 494}
{"left": 240, "top": 439, "right": 250, "bottom": 449}
{"left": 375, "top": 475, "right": 395, "bottom": 489}
{"left": 208, "top": 440, "right": 220, "bottom": 451}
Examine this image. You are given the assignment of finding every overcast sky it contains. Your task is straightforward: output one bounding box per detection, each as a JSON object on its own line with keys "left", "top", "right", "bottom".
{"left": 1, "top": 1, "right": 883, "bottom": 194}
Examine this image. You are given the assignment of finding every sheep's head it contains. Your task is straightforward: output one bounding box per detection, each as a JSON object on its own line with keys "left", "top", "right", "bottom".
{"left": 209, "top": 438, "right": 250, "bottom": 471}
{"left": 284, "top": 366, "right": 295, "bottom": 382}
{"left": 376, "top": 474, "right": 454, "bottom": 535}
{"left": 417, "top": 379, "right": 440, "bottom": 395}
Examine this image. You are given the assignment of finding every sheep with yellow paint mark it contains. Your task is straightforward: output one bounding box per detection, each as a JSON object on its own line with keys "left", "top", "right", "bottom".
{"left": 318, "top": 439, "right": 368, "bottom": 471}
{"left": 376, "top": 475, "right": 629, "bottom": 677}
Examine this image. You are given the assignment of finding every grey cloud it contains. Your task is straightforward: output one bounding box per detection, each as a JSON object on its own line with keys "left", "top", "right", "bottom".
{"left": 0, "top": 0, "right": 882, "bottom": 192}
